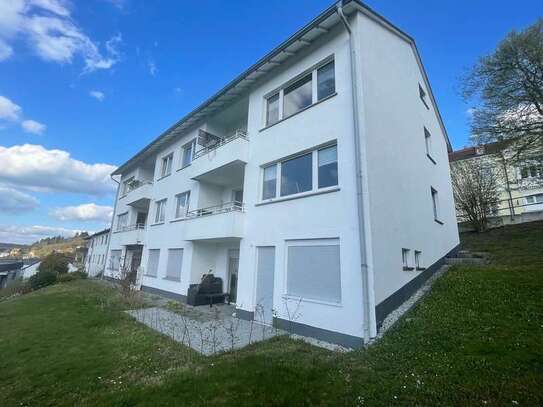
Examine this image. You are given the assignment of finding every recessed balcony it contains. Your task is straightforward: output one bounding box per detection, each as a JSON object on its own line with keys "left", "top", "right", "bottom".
{"left": 184, "top": 202, "right": 245, "bottom": 241}
{"left": 112, "top": 224, "right": 146, "bottom": 245}
{"left": 120, "top": 180, "right": 153, "bottom": 207}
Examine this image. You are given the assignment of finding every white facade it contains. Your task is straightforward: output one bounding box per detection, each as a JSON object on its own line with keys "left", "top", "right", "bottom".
{"left": 104, "top": 1, "right": 459, "bottom": 346}
{"left": 84, "top": 230, "right": 110, "bottom": 277}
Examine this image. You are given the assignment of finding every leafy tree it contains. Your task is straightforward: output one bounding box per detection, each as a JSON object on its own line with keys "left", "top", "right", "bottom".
{"left": 451, "top": 159, "right": 500, "bottom": 232}
{"left": 463, "top": 19, "right": 543, "bottom": 164}
{"left": 38, "top": 252, "right": 69, "bottom": 274}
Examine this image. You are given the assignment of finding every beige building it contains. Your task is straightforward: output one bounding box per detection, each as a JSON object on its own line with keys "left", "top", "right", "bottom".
{"left": 449, "top": 142, "right": 543, "bottom": 229}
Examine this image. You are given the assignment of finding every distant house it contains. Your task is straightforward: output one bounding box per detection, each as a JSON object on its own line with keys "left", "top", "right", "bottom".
{"left": 0, "top": 260, "right": 24, "bottom": 289}
{"left": 84, "top": 229, "right": 111, "bottom": 277}
{"left": 449, "top": 141, "right": 543, "bottom": 229}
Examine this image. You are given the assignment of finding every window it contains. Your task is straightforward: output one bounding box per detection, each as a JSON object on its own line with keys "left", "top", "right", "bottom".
{"left": 431, "top": 187, "right": 442, "bottom": 223}
{"left": 121, "top": 177, "right": 134, "bottom": 195}
{"left": 146, "top": 249, "right": 160, "bottom": 277}
{"left": 424, "top": 127, "right": 435, "bottom": 163}
{"left": 280, "top": 152, "right": 313, "bottom": 196}
{"left": 264, "top": 57, "right": 336, "bottom": 126}
{"left": 175, "top": 192, "right": 190, "bottom": 218}
{"left": 419, "top": 84, "right": 429, "bottom": 109}
{"left": 110, "top": 250, "right": 121, "bottom": 271}
{"left": 402, "top": 248, "right": 413, "bottom": 270}
{"left": 262, "top": 143, "right": 338, "bottom": 200}
{"left": 262, "top": 165, "right": 277, "bottom": 199}
{"left": 154, "top": 199, "right": 167, "bottom": 223}
{"left": 266, "top": 93, "right": 280, "bottom": 126}
{"left": 520, "top": 165, "right": 541, "bottom": 179}
{"left": 165, "top": 249, "right": 183, "bottom": 281}
{"left": 283, "top": 74, "right": 312, "bottom": 118}
{"left": 116, "top": 212, "right": 128, "bottom": 231}
{"left": 526, "top": 194, "right": 543, "bottom": 204}
{"left": 181, "top": 140, "right": 195, "bottom": 168}
{"left": 414, "top": 251, "right": 423, "bottom": 270}
{"left": 232, "top": 189, "right": 243, "bottom": 204}
{"left": 160, "top": 153, "right": 173, "bottom": 178}
{"left": 317, "top": 60, "right": 335, "bottom": 100}
{"left": 318, "top": 145, "right": 338, "bottom": 188}
{"left": 286, "top": 239, "right": 341, "bottom": 303}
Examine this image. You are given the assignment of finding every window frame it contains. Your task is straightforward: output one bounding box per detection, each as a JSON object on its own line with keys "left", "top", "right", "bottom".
{"left": 164, "top": 248, "right": 184, "bottom": 282}
{"left": 260, "top": 142, "right": 338, "bottom": 202}
{"left": 402, "top": 248, "right": 413, "bottom": 271}
{"left": 174, "top": 191, "right": 191, "bottom": 219}
{"left": 431, "top": 187, "right": 443, "bottom": 224}
{"left": 116, "top": 212, "right": 128, "bottom": 232}
{"left": 145, "top": 249, "right": 160, "bottom": 277}
{"left": 154, "top": 199, "right": 167, "bottom": 224}
{"left": 414, "top": 250, "right": 424, "bottom": 270}
{"left": 263, "top": 56, "right": 336, "bottom": 127}
{"left": 160, "top": 153, "right": 174, "bottom": 179}
{"left": 419, "top": 83, "right": 430, "bottom": 110}
{"left": 424, "top": 127, "right": 436, "bottom": 164}
{"left": 181, "top": 139, "right": 196, "bottom": 169}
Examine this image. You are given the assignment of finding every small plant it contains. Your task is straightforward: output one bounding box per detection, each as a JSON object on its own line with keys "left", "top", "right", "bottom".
{"left": 29, "top": 270, "right": 58, "bottom": 290}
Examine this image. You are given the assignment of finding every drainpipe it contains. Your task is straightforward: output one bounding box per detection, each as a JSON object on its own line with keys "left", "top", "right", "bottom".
{"left": 336, "top": 3, "right": 377, "bottom": 343}
{"left": 101, "top": 175, "right": 120, "bottom": 280}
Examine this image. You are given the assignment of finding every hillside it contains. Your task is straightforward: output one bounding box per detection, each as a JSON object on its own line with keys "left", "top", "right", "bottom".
{"left": 29, "top": 233, "right": 88, "bottom": 258}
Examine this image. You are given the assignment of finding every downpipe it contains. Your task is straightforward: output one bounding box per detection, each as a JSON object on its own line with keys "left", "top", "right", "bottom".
{"left": 336, "top": 3, "right": 377, "bottom": 342}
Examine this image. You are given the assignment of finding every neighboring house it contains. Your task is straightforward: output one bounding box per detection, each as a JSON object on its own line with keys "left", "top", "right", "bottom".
{"left": 104, "top": 0, "right": 459, "bottom": 347}
{"left": 84, "top": 229, "right": 111, "bottom": 277}
{"left": 449, "top": 142, "right": 543, "bottom": 229}
{"left": 0, "top": 260, "right": 24, "bottom": 289}
{"left": 75, "top": 246, "right": 89, "bottom": 265}
{"left": 21, "top": 258, "right": 41, "bottom": 279}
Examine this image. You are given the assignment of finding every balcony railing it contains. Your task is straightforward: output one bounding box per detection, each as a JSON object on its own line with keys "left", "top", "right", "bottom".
{"left": 186, "top": 201, "right": 244, "bottom": 218}
{"left": 120, "top": 180, "right": 153, "bottom": 198}
{"left": 115, "top": 223, "right": 146, "bottom": 233}
{"left": 193, "top": 130, "right": 248, "bottom": 160}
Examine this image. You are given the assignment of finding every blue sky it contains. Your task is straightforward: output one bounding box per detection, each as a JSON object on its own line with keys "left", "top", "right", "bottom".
{"left": 0, "top": 0, "right": 541, "bottom": 244}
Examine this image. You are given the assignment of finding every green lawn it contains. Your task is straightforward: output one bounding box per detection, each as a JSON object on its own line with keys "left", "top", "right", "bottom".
{"left": 1, "top": 221, "right": 542, "bottom": 406}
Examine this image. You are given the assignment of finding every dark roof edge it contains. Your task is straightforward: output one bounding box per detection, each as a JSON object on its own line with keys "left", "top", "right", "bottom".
{"left": 85, "top": 228, "right": 111, "bottom": 239}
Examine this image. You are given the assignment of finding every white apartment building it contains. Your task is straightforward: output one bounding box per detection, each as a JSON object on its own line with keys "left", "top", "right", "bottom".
{"left": 105, "top": 0, "right": 459, "bottom": 347}
{"left": 84, "top": 229, "right": 110, "bottom": 277}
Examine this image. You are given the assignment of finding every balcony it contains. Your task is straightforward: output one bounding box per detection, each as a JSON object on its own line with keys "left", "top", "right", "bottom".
{"left": 190, "top": 130, "right": 249, "bottom": 185}
{"left": 184, "top": 202, "right": 245, "bottom": 241}
{"left": 113, "top": 224, "right": 146, "bottom": 245}
{"left": 120, "top": 180, "right": 153, "bottom": 207}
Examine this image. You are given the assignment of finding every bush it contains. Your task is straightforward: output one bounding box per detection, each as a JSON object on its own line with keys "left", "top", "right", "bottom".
{"left": 39, "top": 253, "right": 70, "bottom": 275}
{"left": 29, "top": 270, "right": 58, "bottom": 290}
{"left": 58, "top": 271, "right": 87, "bottom": 283}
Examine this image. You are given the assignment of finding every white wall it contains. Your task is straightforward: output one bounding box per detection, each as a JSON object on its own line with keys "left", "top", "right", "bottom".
{"left": 85, "top": 232, "right": 110, "bottom": 277}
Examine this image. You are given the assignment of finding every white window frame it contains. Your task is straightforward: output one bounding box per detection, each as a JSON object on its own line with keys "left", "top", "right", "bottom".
{"left": 283, "top": 238, "right": 342, "bottom": 306}
{"left": 174, "top": 191, "right": 190, "bottom": 219}
{"left": 145, "top": 249, "right": 160, "bottom": 277}
{"left": 431, "top": 187, "right": 442, "bottom": 224}
{"left": 164, "top": 248, "right": 183, "bottom": 282}
{"left": 181, "top": 139, "right": 196, "bottom": 168}
{"left": 154, "top": 199, "right": 167, "bottom": 223}
{"left": 260, "top": 142, "right": 338, "bottom": 202}
{"left": 424, "top": 127, "right": 436, "bottom": 164}
{"left": 263, "top": 56, "right": 335, "bottom": 127}
{"left": 116, "top": 212, "right": 128, "bottom": 232}
{"left": 414, "top": 250, "right": 423, "bottom": 270}
{"left": 160, "top": 153, "right": 173, "bottom": 178}
{"left": 402, "top": 248, "right": 413, "bottom": 271}
{"left": 419, "top": 83, "right": 429, "bottom": 109}
{"left": 121, "top": 176, "right": 134, "bottom": 196}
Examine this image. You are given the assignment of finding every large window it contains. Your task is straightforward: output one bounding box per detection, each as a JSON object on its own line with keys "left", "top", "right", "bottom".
{"left": 165, "top": 248, "right": 183, "bottom": 281}
{"left": 264, "top": 57, "right": 336, "bottom": 126}
{"left": 262, "top": 144, "right": 338, "bottom": 200}
{"left": 116, "top": 212, "right": 128, "bottom": 231}
{"left": 160, "top": 153, "right": 173, "bottom": 178}
{"left": 520, "top": 165, "right": 542, "bottom": 179}
{"left": 286, "top": 239, "right": 341, "bottom": 303}
{"left": 146, "top": 249, "right": 160, "bottom": 277}
{"left": 121, "top": 176, "right": 134, "bottom": 195}
{"left": 280, "top": 152, "right": 313, "bottom": 196}
{"left": 181, "top": 140, "right": 195, "bottom": 168}
{"left": 154, "top": 199, "right": 167, "bottom": 223}
{"left": 175, "top": 191, "right": 190, "bottom": 218}
{"left": 283, "top": 74, "right": 312, "bottom": 118}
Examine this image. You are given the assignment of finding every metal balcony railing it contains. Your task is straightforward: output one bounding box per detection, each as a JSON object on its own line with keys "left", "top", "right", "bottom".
{"left": 120, "top": 180, "right": 153, "bottom": 198}
{"left": 115, "top": 223, "right": 146, "bottom": 233}
{"left": 193, "top": 130, "right": 248, "bottom": 160}
{"left": 186, "top": 201, "right": 244, "bottom": 218}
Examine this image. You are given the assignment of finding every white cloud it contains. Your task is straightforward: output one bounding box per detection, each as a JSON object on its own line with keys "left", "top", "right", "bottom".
{"left": 0, "top": 0, "right": 122, "bottom": 72}
{"left": 89, "top": 90, "right": 105, "bottom": 101}
{"left": 50, "top": 203, "right": 113, "bottom": 222}
{"left": 0, "top": 144, "right": 117, "bottom": 196}
{"left": 0, "top": 224, "right": 83, "bottom": 245}
{"left": 21, "top": 119, "right": 46, "bottom": 134}
{"left": 0, "top": 95, "right": 22, "bottom": 121}
{"left": 148, "top": 60, "right": 157, "bottom": 76}
{"left": 0, "top": 40, "right": 13, "bottom": 61}
{"left": 0, "top": 186, "right": 39, "bottom": 213}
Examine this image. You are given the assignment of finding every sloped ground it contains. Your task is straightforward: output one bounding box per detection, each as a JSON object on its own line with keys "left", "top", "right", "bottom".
{"left": 0, "top": 221, "right": 542, "bottom": 406}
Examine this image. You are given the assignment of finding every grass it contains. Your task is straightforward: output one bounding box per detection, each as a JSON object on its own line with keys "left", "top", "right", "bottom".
{"left": 1, "top": 221, "right": 542, "bottom": 406}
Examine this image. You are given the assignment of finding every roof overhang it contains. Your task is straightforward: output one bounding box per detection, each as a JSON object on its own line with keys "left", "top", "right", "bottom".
{"left": 113, "top": 0, "right": 451, "bottom": 175}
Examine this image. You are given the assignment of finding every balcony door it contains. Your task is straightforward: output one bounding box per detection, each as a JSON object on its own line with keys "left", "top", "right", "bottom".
{"left": 136, "top": 212, "right": 147, "bottom": 227}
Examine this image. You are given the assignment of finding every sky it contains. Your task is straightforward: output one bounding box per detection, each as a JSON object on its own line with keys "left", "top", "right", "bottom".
{"left": 0, "top": 0, "right": 541, "bottom": 244}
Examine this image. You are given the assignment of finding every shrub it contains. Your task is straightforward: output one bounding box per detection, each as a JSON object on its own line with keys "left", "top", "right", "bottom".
{"left": 58, "top": 271, "right": 87, "bottom": 283}
{"left": 0, "top": 280, "right": 31, "bottom": 300}
{"left": 29, "top": 270, "right": 58, "bottom": 290}
{"left": 39, "top": 253, "right": 70, "bottom": 275}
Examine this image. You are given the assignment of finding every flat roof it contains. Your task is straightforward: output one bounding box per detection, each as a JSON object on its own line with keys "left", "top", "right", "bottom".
{"left": 113, "top": 0, "right": 451, "bottom": 176}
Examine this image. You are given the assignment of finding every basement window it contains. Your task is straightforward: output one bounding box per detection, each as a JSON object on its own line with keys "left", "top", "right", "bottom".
{"left": 415, "top": 251, "right": 424, "bottom": 270}
{"left": 402, "top": 248, "right": 414, "bottom": 271}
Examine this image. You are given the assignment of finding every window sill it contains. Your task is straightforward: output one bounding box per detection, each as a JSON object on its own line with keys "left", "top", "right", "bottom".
{"left": 170, "top": 217, "right": 188, "bottom": 224}
{"left": 416, "top": 267, "right": 426, "bottom": 271}
{"left": 176, "top": 163, "right": 192, "bottom": 172}
{"left": 434, "top": 218, "right": 444, "bottom": 225}
{"left": 156, "top": 173, "right": 171, "bottom": 182}
{"left": 259, "top": 92, "right": 337, "bottom": 132}
{"left": 143, "top": 274, "right": 157, "bottom": 278}
{"left": 426, "top": 154, "right": 436, "bottom": 165}
{"left": 150, "top": 222, "right": 165, "bottom": 227}
{"left": 163, "top": 276, "right": 181, "bottom": 282}
{"left": 256, "top": 186, "right": 340, "bottom": 206}
{"left": 403, "top": 266, "right": 415, "bottom": 271}
{"left": 281, "top": 294, "right": 342, "bottom": 308}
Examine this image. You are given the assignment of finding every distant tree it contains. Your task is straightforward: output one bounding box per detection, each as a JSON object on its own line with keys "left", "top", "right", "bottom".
{"left": 463, "top": 18, "right": 543, "bottom": 165}
{"left": 39, "top": 252, "right": 69, "bottom": 274}
{"left": 451, "top": 159, "right": 500, "bottom": 232}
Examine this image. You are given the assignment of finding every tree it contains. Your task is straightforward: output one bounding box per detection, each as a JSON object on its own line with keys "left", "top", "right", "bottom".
{"left": 38, "top": 252, "right": 70, "bottom": 274}
{"left": 451, "top": 159, "right": 500, "bottom": 232}
{"left": 463, "top": 19, "right": 543, "bottom": 165}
